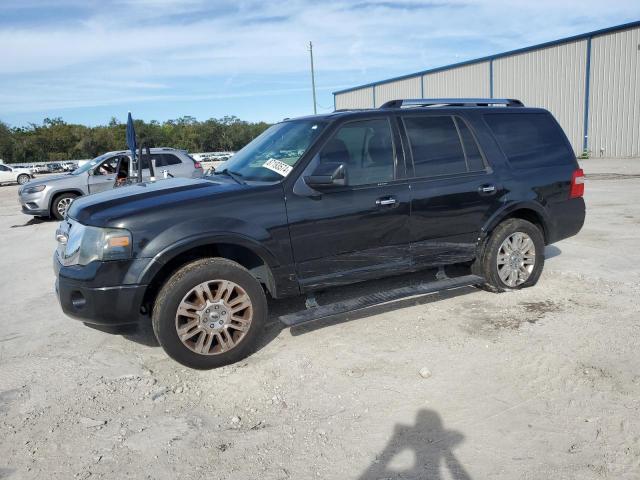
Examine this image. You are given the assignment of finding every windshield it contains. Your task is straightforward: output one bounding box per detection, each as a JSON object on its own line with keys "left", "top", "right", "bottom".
{"left": 71, "top": 152, "right": 114, "bottom": 175}
{"left": 216, "top": 120, "right": 327, "bottom": 182}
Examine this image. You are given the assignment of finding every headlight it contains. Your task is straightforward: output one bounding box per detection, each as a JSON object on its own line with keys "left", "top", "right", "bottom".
{"left": 56, "top": 221, "right": 132, "bottom": 266}
{"left": 22, "top": 184, "right": 45, "bottom": 194}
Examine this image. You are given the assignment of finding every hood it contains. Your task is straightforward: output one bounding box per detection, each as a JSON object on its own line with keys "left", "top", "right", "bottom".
{"left": 68, "top": 177, "right": 246, "bottom": 226}
{"left": 28, "top": 173, "right": 76, "bottom": 186}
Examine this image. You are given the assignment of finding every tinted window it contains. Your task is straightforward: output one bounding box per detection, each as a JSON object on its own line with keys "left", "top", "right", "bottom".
{"left": 455, "top": 118, "right": 485, "bottom": 171}
{"left": 160, "top": 154, "right": 182, "bottom": 166}
{"left": 0, "top": 164, "right": 9, "bottom": 171}
{"left": 484, "top": 113, "right": 573, "bottom": 168}
{"left": 320, "top": 119, "right": 394, "bottom": 186}
{"left": 404, "top": 116, "right": 467, "bottom": 177}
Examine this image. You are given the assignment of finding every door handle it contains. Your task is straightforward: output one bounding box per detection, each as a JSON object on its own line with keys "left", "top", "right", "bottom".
{"left": 376, "top": 197, "right": 397, "bottom": 206}
{"left": 478, "top": 184, "right": 496, "bottom": 195}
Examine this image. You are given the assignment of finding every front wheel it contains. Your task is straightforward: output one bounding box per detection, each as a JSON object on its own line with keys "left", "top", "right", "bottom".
{"left": 51, "top": 192, "right": 78, "bottom": 220}
{"left": 152, "top": 258, "right": 267, "bottom": 369}
{"left": 17, "top": 174, "right": 30, "bottom": 185}
{"left": 473, "top": 218, "right": 545, "bottom": 292}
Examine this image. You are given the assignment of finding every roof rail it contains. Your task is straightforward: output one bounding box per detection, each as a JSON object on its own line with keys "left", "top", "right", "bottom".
{"left": 379, "top": 98, "right": 524, "bottom": 109}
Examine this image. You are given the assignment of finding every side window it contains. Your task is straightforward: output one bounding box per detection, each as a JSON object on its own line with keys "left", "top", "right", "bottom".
{"left": 455, "top": 118, "right": 485, "bottom": 172}
{"left": 404, "top": 116, "right": 467, "bottom": 177}
{"left": 159, "top": 154, "right": 181, "bottom": 166}
{"left": 319, "top": 118, "right": 395, "bottom": 186}
{"left": 94, "top": 156, "right": 120, "bottom": 175}
{"left": 484, "top": 113, "right": 574, "bottom": 168}
{"left": 0, "top": 164, "right": 9, "bottom": 171}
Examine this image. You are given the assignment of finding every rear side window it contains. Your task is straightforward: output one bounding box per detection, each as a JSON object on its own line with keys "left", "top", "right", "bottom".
{"left": 403, "top": 116, "right": 485, "bottom": 177}
{"left": 484, "top": 113, "right": 573, "bottom": 168}
{"left": 156, "top": 154, "right": 182, "bottom": 167}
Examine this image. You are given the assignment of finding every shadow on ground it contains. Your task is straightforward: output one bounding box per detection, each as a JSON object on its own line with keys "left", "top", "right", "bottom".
{"left": 10, "top": 216, "right": 51, "bottom": 228}
{"left": 359, "top": 409, "right": 472, "bottom": 480}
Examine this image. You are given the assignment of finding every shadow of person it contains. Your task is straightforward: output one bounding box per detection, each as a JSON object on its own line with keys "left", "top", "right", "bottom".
{"left": 359, "top": 409, "right": 471, "bottom": 480}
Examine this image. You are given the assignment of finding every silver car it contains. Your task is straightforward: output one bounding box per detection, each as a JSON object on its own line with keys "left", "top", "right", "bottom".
{"left": 19, "top": 148, "right": 203, "bottom": 219}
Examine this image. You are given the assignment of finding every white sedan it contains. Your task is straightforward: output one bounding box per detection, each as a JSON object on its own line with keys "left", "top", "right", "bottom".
{"left": 0, "top": 164, "right": 34, "bottom": 185}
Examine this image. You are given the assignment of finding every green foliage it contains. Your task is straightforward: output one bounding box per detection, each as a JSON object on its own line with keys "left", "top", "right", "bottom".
{"left": 0, "top": 116, "right": 271, "bottom": 163}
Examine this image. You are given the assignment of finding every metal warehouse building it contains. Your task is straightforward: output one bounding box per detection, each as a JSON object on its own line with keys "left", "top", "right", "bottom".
{"left": 333, "top": 21, "right": 640, "bottom": 158}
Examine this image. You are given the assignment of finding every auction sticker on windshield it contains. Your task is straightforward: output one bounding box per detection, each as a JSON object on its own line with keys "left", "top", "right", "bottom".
{"left": 263, "top": 158, "right": 293, "bottom": 177}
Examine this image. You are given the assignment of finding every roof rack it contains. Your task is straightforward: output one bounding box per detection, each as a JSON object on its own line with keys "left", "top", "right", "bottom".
{"left": 379, "top": 98, "right": 524, "bottom": 109}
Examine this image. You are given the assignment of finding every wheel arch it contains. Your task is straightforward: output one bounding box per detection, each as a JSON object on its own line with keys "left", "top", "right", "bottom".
{"left": 480, "top": 203, "right": 550, "bottom": 246}
{"left": 49, "top": 189, "right": 84, "bottom": 210}
{"left": 139, "top": 236, "right": 279, "bottom": 316}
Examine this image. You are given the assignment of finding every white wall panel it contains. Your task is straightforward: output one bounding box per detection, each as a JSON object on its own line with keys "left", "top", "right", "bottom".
{"left": 334, "top": 87, "right": 374, "bottom": 110}
{"left": 588, "top": 26, "right": 640, "bottom": 158}
{"left": 493, "top": 41, "right": 587, "bottom": 154}
{"left": 374, "top": 76, "right": 422, "bottom": 107}
{"left": 422, "top": 62, "right": 490, "bottom": 98}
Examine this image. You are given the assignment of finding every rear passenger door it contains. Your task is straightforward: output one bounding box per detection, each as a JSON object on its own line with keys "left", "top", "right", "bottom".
{"left": 400, "top": 114, "right": 503, "bottom": 267}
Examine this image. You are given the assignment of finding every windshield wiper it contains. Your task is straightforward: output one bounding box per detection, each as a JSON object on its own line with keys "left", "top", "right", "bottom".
{"left": 214, "top": 168, "right": 245, "bottom": 185}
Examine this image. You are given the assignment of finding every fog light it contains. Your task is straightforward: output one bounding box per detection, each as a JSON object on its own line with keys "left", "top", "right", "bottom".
{"left": 70, "top": 291, "right": 86, "bottom": 309}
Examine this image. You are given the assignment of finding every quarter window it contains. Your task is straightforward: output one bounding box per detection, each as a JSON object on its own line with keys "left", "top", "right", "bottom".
{"left": 484, "top": 113, "right": 574, "bottom": 168}
{"left": 319, "top": 119, "right": 395, "bottom": 186}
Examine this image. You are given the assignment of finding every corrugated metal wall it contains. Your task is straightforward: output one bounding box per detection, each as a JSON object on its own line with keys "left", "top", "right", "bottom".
{"left": 588, "top": 26, "right": 640, "bottom": 158}
{"left": 333, "top": 23, "right": 639, "bottom": 158}
{"left": 334, "top": 87, "right": 373, "bottom": 109}
{"left": 493, "top": 41, "right": 587, "bottom": 154}
{"left": 374, "top": 77, "right": 422, "bottom": 107}
{"left": 423, "top": 62, "right": 490, "bottom": 97}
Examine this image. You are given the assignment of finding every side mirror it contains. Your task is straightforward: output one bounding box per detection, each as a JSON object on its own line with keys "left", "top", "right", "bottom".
{"left": 304, "top": 162, "right": 347, "bottom": 189}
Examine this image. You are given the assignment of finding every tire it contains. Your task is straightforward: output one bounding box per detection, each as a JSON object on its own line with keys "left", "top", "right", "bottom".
{"left": 17, "top": 174, "right": 30, "bottom": 185}
{"left": 51, "top": 192, "right": 78, "bottom": 220}
{"left": 152, "top": 257, "right": 267, "bottom": 369}
{"left": 472, "top": 218, "right": 545, "bottom": 292}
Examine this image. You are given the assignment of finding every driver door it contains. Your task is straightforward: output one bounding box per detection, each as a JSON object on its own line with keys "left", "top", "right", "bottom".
{"left": 286, "top": 117, "right": 411, "bottom": 291}
{"left": 87, "top": 155, "right": 126, "bottom": 193}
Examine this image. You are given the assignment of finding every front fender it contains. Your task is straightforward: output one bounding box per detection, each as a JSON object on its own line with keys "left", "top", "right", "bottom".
{"left": 136, "top": 230, "right": 281, "bottom": 286}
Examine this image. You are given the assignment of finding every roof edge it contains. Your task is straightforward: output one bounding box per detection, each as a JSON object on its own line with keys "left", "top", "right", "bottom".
{"left": 333, "top": 20, "right": 640, "bottom": 95}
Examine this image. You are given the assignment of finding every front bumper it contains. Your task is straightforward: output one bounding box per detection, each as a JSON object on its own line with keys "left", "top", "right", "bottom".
{"left": 19, "top": 190, "right": 50, "bottom": 216}
{"left": 54, "top": 253, "right": 149, "bottom": 326}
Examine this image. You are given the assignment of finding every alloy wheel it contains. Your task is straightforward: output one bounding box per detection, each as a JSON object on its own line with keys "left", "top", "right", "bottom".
{"left": 56, "top": 197, "right": 73, "bottom": 218}
{"left": 496, "top": 232, "right": 536, "bottom": 287}
{"left": 175, "top": 280, "right": 253, "bottom": 355}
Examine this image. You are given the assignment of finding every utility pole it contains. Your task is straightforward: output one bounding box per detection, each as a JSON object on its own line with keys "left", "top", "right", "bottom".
{"left": 308, "top": 41, "right": 317, "bottom": 114}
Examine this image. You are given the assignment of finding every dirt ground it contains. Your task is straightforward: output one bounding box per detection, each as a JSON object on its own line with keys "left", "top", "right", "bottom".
{"left": 1, "top": 159, "right": 639, "bottom": 480}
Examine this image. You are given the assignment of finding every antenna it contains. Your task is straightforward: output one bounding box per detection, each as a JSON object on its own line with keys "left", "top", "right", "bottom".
{"left": 308, "top": 41, "right": 317, "bottom": 115}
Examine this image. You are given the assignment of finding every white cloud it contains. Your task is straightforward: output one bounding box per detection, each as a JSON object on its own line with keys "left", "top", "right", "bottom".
{"left": 0, "top": 0, "right": 638, "bottom": 116}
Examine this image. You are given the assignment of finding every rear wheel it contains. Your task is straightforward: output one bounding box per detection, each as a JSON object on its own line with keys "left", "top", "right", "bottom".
{"left": 51, "top": 192, "right": 77, "bottom": 220}
{"left": 17, "top": 174, "right": 30, "bottom": 185}
{"left": 473, "top": 218, "right": 545, "bottom": 292}
{"left": 152, "top": 258, "right": 267, "bottom": 369}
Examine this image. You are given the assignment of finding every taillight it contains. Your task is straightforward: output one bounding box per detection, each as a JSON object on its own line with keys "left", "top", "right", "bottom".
{"left": 570, "top": 168, "right": 585, "bottom": 198}
{"left": 194, "top": 162, "right": 202, "bottom": 169}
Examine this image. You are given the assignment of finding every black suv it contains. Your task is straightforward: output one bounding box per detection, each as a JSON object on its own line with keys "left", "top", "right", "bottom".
{"left": 54, "top": 99, "right": 585, "bottom": 369}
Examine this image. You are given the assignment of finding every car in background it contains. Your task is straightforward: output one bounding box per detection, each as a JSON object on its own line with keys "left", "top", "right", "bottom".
{"left": 62, "top": 162, "right": 77, "bottom": 172}
{"left": 46, "top": 163, "right": 64, "bottom": 173}
{"left": 0, "top": 164, "right": 34, "bottom": 185}
{"left": 19, "top": 147, "right": 204, "bottom": 219}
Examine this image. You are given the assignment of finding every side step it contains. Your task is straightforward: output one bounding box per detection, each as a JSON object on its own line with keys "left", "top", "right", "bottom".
{"left": 280, "top": 274, "right": 484, "bottom": 327}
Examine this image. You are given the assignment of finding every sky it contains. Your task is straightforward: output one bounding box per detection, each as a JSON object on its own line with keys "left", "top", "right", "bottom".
{"left": 1, "top": 0, "right": 638, "bottom": 127}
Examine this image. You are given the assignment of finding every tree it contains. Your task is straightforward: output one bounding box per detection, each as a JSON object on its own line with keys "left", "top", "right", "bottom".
{"left": 0, "top": 116, "right": 271, "bottom": 163}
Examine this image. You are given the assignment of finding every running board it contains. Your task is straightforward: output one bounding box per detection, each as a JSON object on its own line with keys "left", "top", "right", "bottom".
{"left": 280, "top": 274, "right": 484, "bottom": 327}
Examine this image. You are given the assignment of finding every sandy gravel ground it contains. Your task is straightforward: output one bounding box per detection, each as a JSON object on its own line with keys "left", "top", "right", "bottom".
{"left": 1, "top": 159, "right": 639, "bottom": 479}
